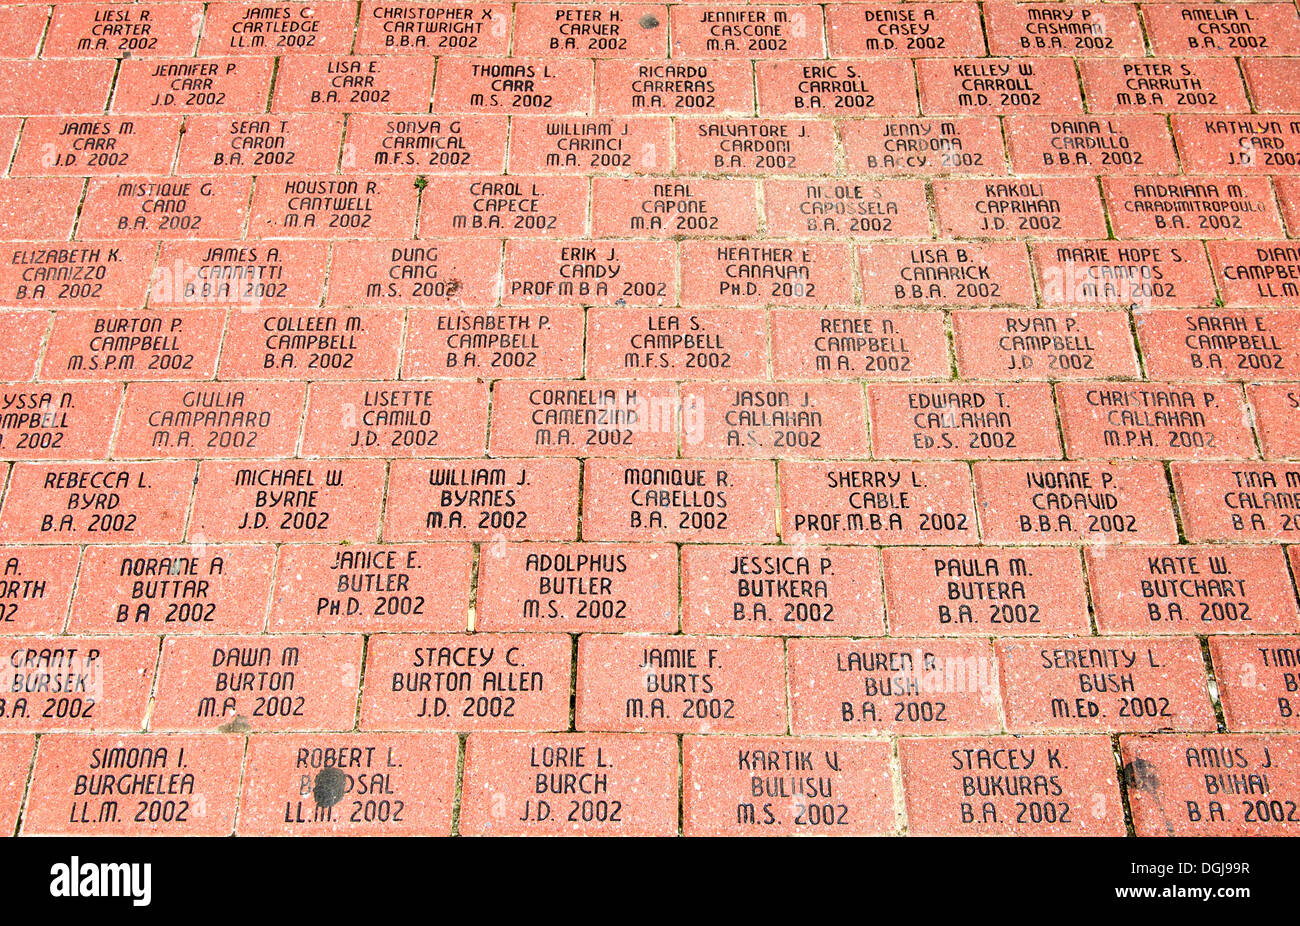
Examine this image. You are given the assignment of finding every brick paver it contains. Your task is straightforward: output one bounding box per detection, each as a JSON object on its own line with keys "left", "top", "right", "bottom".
{"left": 0, "top": 0, "right": 1297, "bottom": 839}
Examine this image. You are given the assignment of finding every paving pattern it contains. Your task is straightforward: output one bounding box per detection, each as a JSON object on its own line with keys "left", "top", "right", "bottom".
{"left": 0, "top": 0, "right": 1298, "bottom": 837}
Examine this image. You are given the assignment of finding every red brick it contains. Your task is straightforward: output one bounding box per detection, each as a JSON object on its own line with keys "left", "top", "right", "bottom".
{"left": 116, "top": 381, "right": 304, "bottom": 459}
{"left": 191, "top": 460, "right": 384, "bottom": 542}
{"left": 12, "top": 115, "right": 181, "bottom": 176}
{"left": 0, "top": 635, "right": 158, "bottom": 731}
{"left": 1173, "top": 462, "right": 1300, "bottom": 542}
{"left": 756, "top": 60, "right": 916, "bottom": 116}
{"left": 682, "top": 544, "right": 883, "bottom": 636}
{"left": 1103, "top": 175, "right": 1283, "bottom": 239}
{"left": 384, "top": 459, "right": 579, "bottom": 541}
{"left": 681, "top": 241, "right": 852, "bottom": 306}
{"left": 952, "top": 309, "right": 1138, "bottom": 380}
{"left": 360, "top": 632, "right": 572, "bottom": 731}
{"left": 587, "top": 307, "right": 768, "bottom": 380}
{"left": 417, "top": 175, "right": 587, "bottom": 237}
{"left": 356, "top": 1, "right": 510, "bottom": 55}
{"left": 404, "top": 306, "right": 584, "bottom": 379}
{"left": 502, "top": 240, "right": 674, "bottom": 305}
{"left": 901, "top": 735, "right": 1125, "bottom": 835}
{"left": 0, "top": 461, "right": 193, "bottom": 542}
{"left": 1089, "top": 544, "right": 1299, "bottom": 635}
{"left": 987, "top": 1, "right": 1143, "bottom": 56}
{"left": 0, "top": 546, "right": 78, "bottom": 634}
{"left": 510, "top": 115, "right": 671, "bottom": 173}
{"left": 1006, "top": 114, "right": 1176, "bottom": 174}
{"left": 151, "top": 633, "right": 361, "bottom": 732}
{"left": 0, "top": 310, "right": 47, "bottom": 380}
{"left": 433, "top": 57, "right": 591, "bottom": 114}
{"left": 513, "top": 3, "right": 667, "bottom": 58}
{"left": 271, "top": 543, "right": 472, "bottom": 633}
{"left": 476, "top": 542, "right": 678, "bottom": 633}
{"left": 826, "top": 1, "right": 984, "bottom": 57}
{"left": 583, "top": 459, "right": 777, "bottom": 542}
{"left": 1032, "top": 240, "right": 1215, "bottom": 308}
{"left": 592, "top": 178, "right": 757, "bottom": 237}
{"left": 0, "top": 734, "right": 32, "bottom": 836}
{"left": 69, "top": 544, "right": 274, "bottom": 635}
{"left": 1121, "top": 733, "right": 1300, "bottom": 835}
{"left": 77, "top": 177, "right": 250, "bottom": 239}
{"left": 113, "top": 57, "right": 274, "bottom": 113}
{"left": 238, "top": 732, "right": 457, "bottom": 835}
{"left": 840, "top": 116, "right": 1005, "bottom": 175}
{"left": 201, "top": 1, "right": 358, "bottom": 56}
{"left": 151, "top": 240, "right": 329, "bottom": 309}
{"left": 0, "top": 178, "right": 81, "bottom": 239}
{"left": 221, "top": 307, "right": 403, "bottom": 380}
{"left": 771, "top": 308, "right": 949, "bottom": 380}
{"left": 596, "top": 59, "right": 754, "bottom": 115}
{"left": 1058, "top": 382, "right": 1254, "bottom": 461}
{"left": 249, "top": 174, "right": 416, "bottom": 238}
{"left": 272, "top": 55, "right": 434, "bottom": 113}
{"left": 576, "top": 633, "right": 786, "bottom": 733}
{"left": 1209, "top": 242, "right": 1300, "bottom": 307}
{"left": 328, "top": 240, "right": 500, "bottom": 307}
{"left": 303, "top": 381, "right": 487, "bottom": 458}
{"left": 682, "top": 382, "right": 866, "bottom": 459}
{"left": 675, "top": 116, "right": 835, "bottom": 174}
{"left": 343, "top": 113, "right": 506, "bottom": 173}
{"left": 999, "top": 636, "right": 1215, "bottom": 732}
{"left": 780, "top": 461, "right": 978, "bottom": 545}
{"left": 1211, "top": 635, "right": 1300, "bottom": 731}
{"left": 42, "top": 308, "right": 223, "bottom": 379}
{"left": 671, "top": 4, "right": 823, "bottom": 58}
{"left": 490, "top": 380, "right": 677, "bottom": 458}
{"left": 1249, "top": 383, "right": 1300, "bottom": 458}
{"left": 1079, "top": 57, "right": 1248, "bottom": 113}
{"left": 44, "top": 3, "right": 202, "bottom": 58}
{"left": 860, "top": 242, "right": 1036, "bottom": 307}
{"left": 684, "top": 735, "right": 894, "bottom": 835}
{"left": 1143, "top": 2, "right": 1300, "bottom": 56}
{"left": 974, "top": 461, "right": 1178, "bottom": 543}
{"left": 763, "top": 178, "right": 928, "bottom": 238}
{"left": 918, "top": 58, "right": 1083, "bottom": 115}
{"left": 1138, "top": 308, "right": 1300, "bottom": 379}
{"left": 1242, "top": 57, "right": 1300, "bottom": 112}
{"left": 1173, "top": 115, "right": 1300, "bottom": 174}
{"left": 788, "top": 636, "right": 1000, "bottom": 734}
{"left": 0, "top": 6, "right": 48, "bottom": 58}
{"left": 1273, "top": 176, "right": 1300, "bottom": 232}
{"left": 22, "top": 733, "right": 242, "bottom": 835}
{"left": 0, "top": 383, "right": 121, "bottom": 460}
{"left": 884, "top": 546, "right": 1089, "bottom": 636}
{"left": 933, "top": 178, "right": 1105, "bottom": 239}
{"left": 179, "top": 114, "right": 344, "bottom": 174}
{"left": 868, "top": 383, "right": 1061, "bottom": 460}
{"left": 460, "top": 732, "right": 677, "bottom": 835}
{"left": 0, "top": 60, "right": 116, "bottom": 115}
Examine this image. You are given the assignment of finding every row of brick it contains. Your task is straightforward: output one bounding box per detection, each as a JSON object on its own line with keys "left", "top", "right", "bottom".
{"left": 0, "top": 629, "right": 1293, "bottom": 734}
{"left": 5, "top": 54, "right": 1300, "bottom": 118}
{"left": 5, "top": 0, "right": 1300, "bottom": 63}
{"left": 2, "top": 538, "right": 1299, "bottom": 636}
{"left": 8, "top": 306, "right": 1300, "bottom": 384}
{"left": 4, "top": 730, "right": 1294, "bottom": 836}
{"left": 5, "top": 238, "right": 1300, "bottom": 313}
{"left": 1, "top": 378, "right": 1297, "bottom": 461}
{"left": 1, "top": 458, "right": 1299, "bottom": 543}
{"left": 14, "top": 114, "right": 1300, "bottom": 182}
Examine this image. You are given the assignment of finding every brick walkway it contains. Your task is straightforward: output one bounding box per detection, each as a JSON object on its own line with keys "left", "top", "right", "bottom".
{"left": 0, "top": 0, "right": 1297, "bottom": 837}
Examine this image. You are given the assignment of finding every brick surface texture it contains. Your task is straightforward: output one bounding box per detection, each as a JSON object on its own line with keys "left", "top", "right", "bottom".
{"left": 0, "top": 0, "right": 1297, "bottom": 839}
